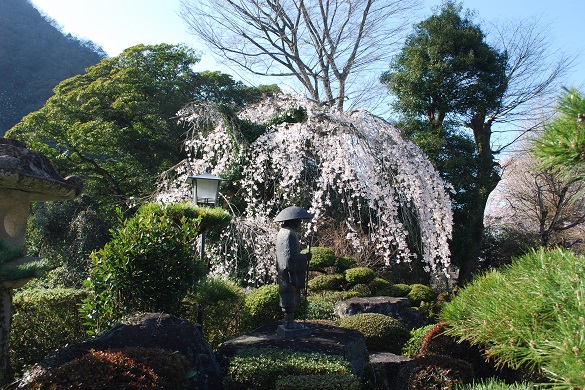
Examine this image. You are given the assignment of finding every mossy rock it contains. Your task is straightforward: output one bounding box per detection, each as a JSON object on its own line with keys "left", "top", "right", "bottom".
{"left": 304, "top": 247, "right": 336, "bottom": 271}
{"left": 308, "top": 274, "right": 346, "bottom": 292}
{"left": 407, "top": 284, "right": 435, "bottom": 306}
{"left": 336, "top": 313, "right": 410, "bottom": 353}
{"left": 345, "top": 267, "right": 376, "bottom": 285}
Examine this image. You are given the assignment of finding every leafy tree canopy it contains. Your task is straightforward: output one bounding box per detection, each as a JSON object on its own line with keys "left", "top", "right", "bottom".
{"left": 7, "top": 43, "right": 276, "bottom": 209}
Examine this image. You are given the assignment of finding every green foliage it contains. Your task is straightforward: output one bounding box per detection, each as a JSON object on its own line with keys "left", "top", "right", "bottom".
{"left": 456, "top": 379, "right": 535, "bottom": 390}
{"left": 368, "top": 277, "right": 393, "bottom": 295}
{"left": 388, "top": 283, "right": 412, "bottom": 297}
{"left": 407, "top": 284, "right": 435, "bottom": 307}
{"left": 335, "top": 256, "right": 356, "bottom": 273}
{"left": 402, "top": 324, "right": 436, "bottom": 358}
{"left": 30, "top": 347, "right": 191, "bottom": 389}
{"left": 224, "top": 347, "right": 354, "bottom": 389}
{"left": 348, "top": 283, "right": 372, "bottom": 297}
{"left": 396, "top": 354, "right": 474, "bottom": 390}
{"left": 10, "top": 287, "right": 89, "bottom": 375}
{"left": 440, "top": 248, "right": 585, "bottom": 388}
{"left": 306, "top": 295, "right": 338, "bottom": 321}
{"left": 82, "top": 203, "right": 230, "bottom": 333}
{"left": 0, "top": 240, "right": 50, "bottom": 283}
{"left": 535, "top": 87, "right": 585, "bottom": 177}
{"left": 305, "top": 247, "right": 337, "bottom": 271}
{"left": 274, "top": 374, "right": 361, "bottom": 390}
{"left": 187, "top": 277, "right": 245, "bottom": 347}
{"left": 344, "top": 267, "right": 375, "bottom": 285}
{"left": 337, "top": 313, "right": 410, "bottom": 353}
{"left": 242, "top": 284, "right": 282, "bottom": 330}
{"left": 308, "top": 274, "right": 345, "bottom": 292}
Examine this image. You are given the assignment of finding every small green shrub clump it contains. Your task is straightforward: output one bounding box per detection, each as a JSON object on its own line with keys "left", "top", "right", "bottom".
{"left": 348, "top": 283, "right": 372, "bottom": 297}
{"left": 308, "top": 274, "right": 345, "bottom": 292}
{"left": 368, "top": 277, "right": 392, "bottom": 295}
{"left": 388, "top": 283, "right": 412, "bottom": 297}
{"left": 441, "top": 248, "right": 585, "bottom": 388}
{"left": 335, "top": 256, "right": 356, "bottom": 273}
{"left": 242, "top": 284, "right": 282, "bottom": 330}
{"left": 345, "top": 267, "right": 375, "bottom": 285}
{"left": 305, "top": 247, "right": 337, "bottom": 271}
{"left": 402, "top": 324, "right": 436, "bottom": 358}
{"left": 224, "top": 347, "right": 355, "bottom": 389}
{"left": 407, "top": 284, "right": 435, "bottom": 306}
{"left": 187, "top": 277, "right": 245, "bottom": 347}
{"left": 274, "top": 373, "right": 361, "bottom": 390}
{"left": 306, "top": 295, "right": 338, "bottom": 320}
{"left": 336, "top": 313, "right": 410, "bottom": 353}
{"left": 30, "top": 347, "right": 191, "bottom": 389}
{"left": 11, "top": 288, "right": 89, "bottom": 374}
{"left": 82, "top": 202, "right": 230, "bottom": 333}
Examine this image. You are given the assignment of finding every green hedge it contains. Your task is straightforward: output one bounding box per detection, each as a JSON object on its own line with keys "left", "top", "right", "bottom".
{"left": 224, "top": 347, "right": 355, "bottom": 389}
{"left": 441, "top": 248, "right": 585, "bottom": 388}
{"left": 337, "top": 313, "right": 410, "bottom": 353}
{"left": 344, "top": 267, "right": 375, "bottom": 285}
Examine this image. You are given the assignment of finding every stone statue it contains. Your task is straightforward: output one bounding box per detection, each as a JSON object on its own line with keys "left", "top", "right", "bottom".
{"left": 274, "top": 206, "right": 313, "bottom": 337}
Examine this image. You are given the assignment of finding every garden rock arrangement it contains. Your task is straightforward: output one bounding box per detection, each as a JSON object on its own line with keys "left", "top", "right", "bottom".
{"left": 16, "top": 313, "right": 222, "bottom": 390}
{"left": 335, "top": 296, "right": 424, "bottom": 330}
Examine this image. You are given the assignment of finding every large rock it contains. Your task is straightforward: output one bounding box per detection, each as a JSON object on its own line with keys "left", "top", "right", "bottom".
{"left": 216, "top": 321, "right": 367, "bottom": 377}
{"left": 335, "top": 296, "right": 424, "bottom": 330}
{"left": 16, "top": 313, "right": 222, "bottom": 390}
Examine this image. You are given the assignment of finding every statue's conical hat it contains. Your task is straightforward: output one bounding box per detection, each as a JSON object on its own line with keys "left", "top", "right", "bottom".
{"left": 274, "top": 206, "right": 314, "bottom": 222}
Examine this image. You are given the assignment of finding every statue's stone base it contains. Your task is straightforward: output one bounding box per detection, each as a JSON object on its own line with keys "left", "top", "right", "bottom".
{"left": 216, "top": 321, "right": 367, "bottom": 377}
{"left": 276, "top": 323, "right": 312, "bottom": 338}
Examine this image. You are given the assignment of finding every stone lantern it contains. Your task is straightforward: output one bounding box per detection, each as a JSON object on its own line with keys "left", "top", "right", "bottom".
{"left": 0, "top": 138, "right": 83, "bottom": 383}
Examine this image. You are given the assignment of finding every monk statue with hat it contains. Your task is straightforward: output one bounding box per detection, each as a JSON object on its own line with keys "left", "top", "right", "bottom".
{"left": 274, "top": 206, "right": 313, "bottom": 336}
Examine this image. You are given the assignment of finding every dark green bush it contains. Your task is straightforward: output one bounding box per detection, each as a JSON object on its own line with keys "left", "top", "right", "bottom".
{"left": 336, "top": 313, "right": 410, "bottom": 353}
{"left": 242, "top": 284, "right": 282, "bottom": 330}
{"left": 274, "top": 373, "right": 361, "bottom": 390}
{"left": 82, "top": 202, "right": 230, "bottom": 333}
{"left": 308, "top": 274, "right": 345, "bottom": 292}
{"left": 306, "top": 295, "right": 337, "bottom": 320}
{"left": 10, "top": 287, "right": 89, "bottom": 375}
{"left": 305, "top": 247, "right": 337, "bottom": 271}
{"left": 224, "top": 347, "right": 354, "bottom": 389}
{"left": 30, "top": 347, "right": 191, "bottom": 389}
{"left": 401, "top": 324, "right": 436, "bottom": 358}
{"left": 335, "top": 256, "right": 356, "bottom": 273}
{"left": 186, "top": 277, "right": 245, "bottom": 347}
{"left": 368, "top": 277, "right": 392, "bottom": 296}
{"left": 348, "top": 283, "right": 372, "bottom": 297}
{"left": 344, "top": 267, "right": 375, "bottom": 285}
{"left": 407, "top": 284, "right": 435, "bottom": 306}
{"left": 388, "top": 283, "right": 411, "bottom": 297}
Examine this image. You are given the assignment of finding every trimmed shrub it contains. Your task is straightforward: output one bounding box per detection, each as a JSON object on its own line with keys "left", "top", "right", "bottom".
{"left": 341, "top": 291, "right": 363, "bottom": 300}
{"left": 395, "top": 354, "right": 474, "bottom": 390}
{"left": 407, "top": 284, "right": 435, "bottom": 306}
{"left": 441, "top": 248, "right": 585, "bottom": 387}
{"left": 306, "top": 295, "right": 337, "bottom": 321}
{"left": 368, "top": 277, "right": 392, "bottom": 295}
{"left": 82, "top": 203, "right": 230, "bottom": 333}
{"left": 335, "top": 256, "right": 356, "bottom": 273}
{"left": 29, "top": 347, "right": 191, "bottom": 389}
{"left": 344, "top": 267, "right": 375, "bottom": 285}
{"left": 348, "top": 283, "right": 372, "bottom": 297}
{"left": 402, "top": 324, "right": 436, "bottom": 358}
{"left": 187, "top": 277, "right": 245, "bottom": 347}
{"left": 308, "top": 274, "right": 345, "bottom": 292}
{"left": 336, "top": 313, "right": 410, "bottom": 353}
{"left": 11, "top": 287, "right": 89, "bottom": 375}
{"left": 224, "top": 347, "right": 354, "bottom": 389}
{"left": 274, "top": 373, "right": 361, "bottom": 390}
{"left": 242, "top": 284, "right": 282, "bottom": 330}
{"left": 387, "top": 283, "right": 411, "bottom": 297}
{"left": 305, "top": 247, "right": 337, "bottom": 271}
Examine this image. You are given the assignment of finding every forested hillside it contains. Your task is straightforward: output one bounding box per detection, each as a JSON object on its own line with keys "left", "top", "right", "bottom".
{"left": 0, "top": 0, "right": 105, "bottom": 134}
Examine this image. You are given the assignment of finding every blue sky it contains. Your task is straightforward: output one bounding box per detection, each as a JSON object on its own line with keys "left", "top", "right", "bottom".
{"left": 29, "top": 0, "right": 584, "bottom": 92}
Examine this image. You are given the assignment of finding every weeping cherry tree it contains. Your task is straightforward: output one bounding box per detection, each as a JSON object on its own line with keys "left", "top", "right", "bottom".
{"left": 156, "top": 95, "right": 454, "bottom": 289}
